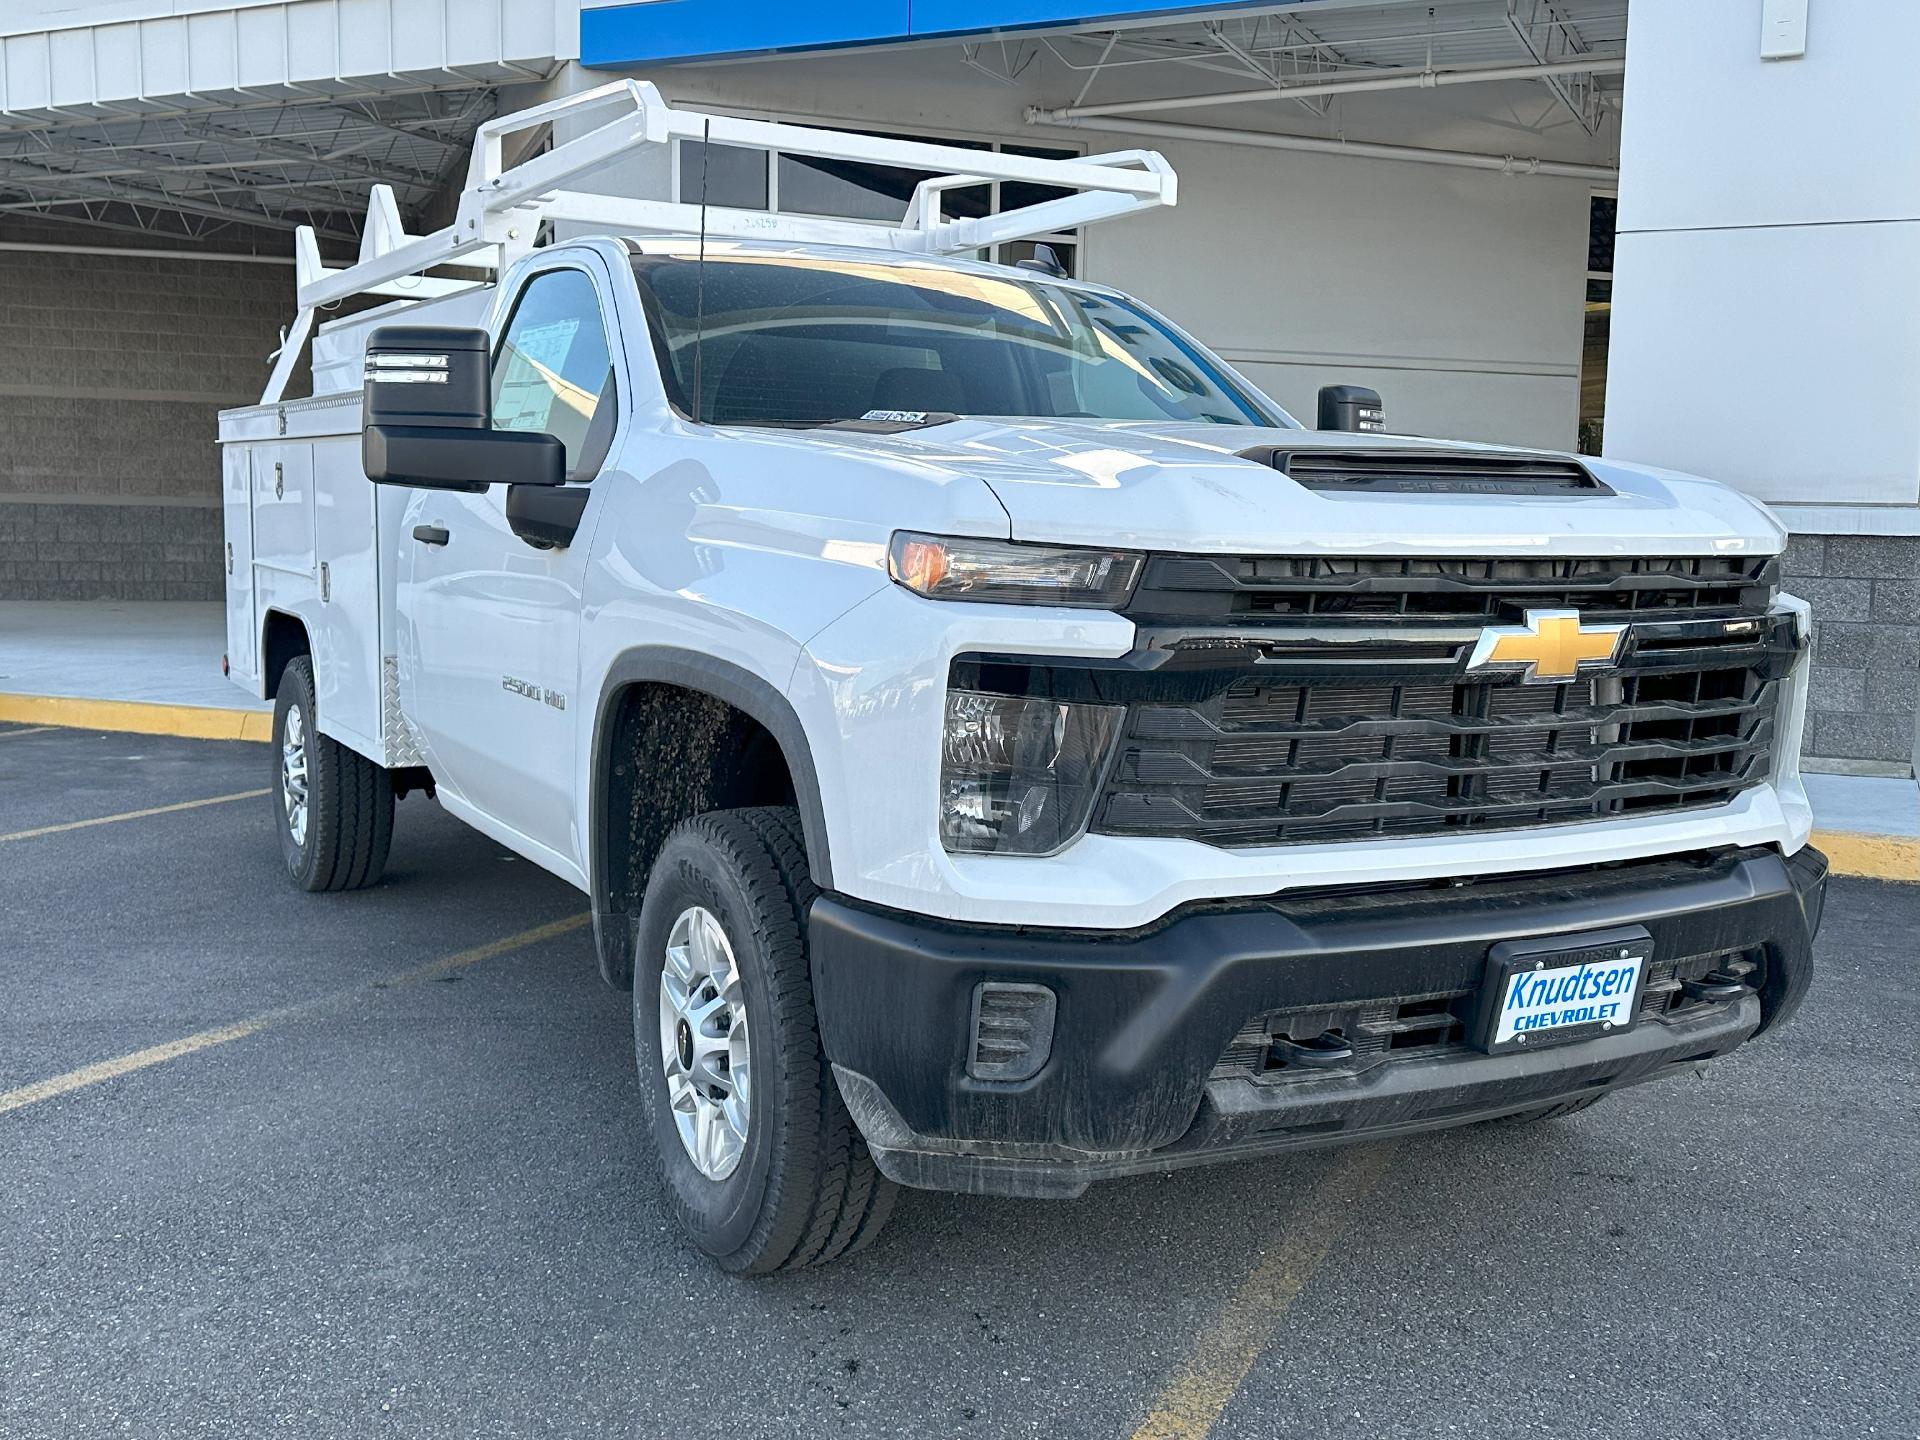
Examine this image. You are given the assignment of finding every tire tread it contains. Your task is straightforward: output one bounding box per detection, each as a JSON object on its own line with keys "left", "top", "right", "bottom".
{"left": 276, "top": 656, "right": 393, "bottom": 894}
{"left": 660, "top": 807, "right": 896, "bottom": 1272}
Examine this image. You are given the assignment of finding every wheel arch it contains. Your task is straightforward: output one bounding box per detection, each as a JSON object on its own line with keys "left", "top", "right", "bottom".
{"left": 589, "top": 647, "right": 834, "bottom": 989}
{"left": 259, "top": 608, "right": 311, "bottom": 701}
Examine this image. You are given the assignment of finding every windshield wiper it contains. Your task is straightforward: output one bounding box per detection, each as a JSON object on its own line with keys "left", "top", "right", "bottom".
{"left": 714, "top": 413, "right": 962, "bottom": 433}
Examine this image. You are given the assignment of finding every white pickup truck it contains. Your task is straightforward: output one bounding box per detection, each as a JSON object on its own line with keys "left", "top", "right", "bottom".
{"left": 220, "top": 84, "right": 1827, "bottom": 1272}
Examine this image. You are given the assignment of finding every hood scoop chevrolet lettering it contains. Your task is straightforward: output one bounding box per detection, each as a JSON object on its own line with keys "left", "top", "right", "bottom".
{"left": 1240, "top": 446, "right": 1613, "bottom": 497}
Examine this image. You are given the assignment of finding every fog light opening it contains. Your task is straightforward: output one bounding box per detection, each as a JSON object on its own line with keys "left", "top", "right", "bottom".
{"left": 968, "top": 982, "right": 1058, "bottom": 1082}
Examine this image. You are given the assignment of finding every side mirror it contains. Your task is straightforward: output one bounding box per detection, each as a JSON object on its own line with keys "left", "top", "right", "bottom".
{"left": 1317, "top": 384, "right": 1386, "bottom": 434}
{"left": 362, "top": 325, "right": 564, "bottom": 492}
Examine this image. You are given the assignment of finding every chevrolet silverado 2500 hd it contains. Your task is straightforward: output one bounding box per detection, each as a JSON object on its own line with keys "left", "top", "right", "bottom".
{"left": 219, "top": 83, "right": 1826, "bottom": 1271}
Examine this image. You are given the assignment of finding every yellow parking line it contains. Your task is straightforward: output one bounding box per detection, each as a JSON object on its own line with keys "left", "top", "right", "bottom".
{"left": 1130, "top": 1145, "right": 1395, "bottom": 1440}
{"left": 0, "top": 913, "right": 590, "bottom": 1117}
{"left": 0, "top": 1020, "right": 268, "bottom": 1116}
{"left": 0, "top": 788, "right": 271, "bottom": 843}
{"left": 0, "top": 693, "right": 273, "bottom": 743}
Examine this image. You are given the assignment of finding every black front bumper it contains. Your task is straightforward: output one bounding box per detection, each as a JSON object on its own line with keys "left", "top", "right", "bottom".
{"left": 809, "top": 845, "right": 1827, "bottom": 1197}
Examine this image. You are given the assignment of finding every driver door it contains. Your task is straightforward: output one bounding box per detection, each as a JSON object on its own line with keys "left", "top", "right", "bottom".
{"left": 397, "top": 259, "right": 621, "bottom": 876}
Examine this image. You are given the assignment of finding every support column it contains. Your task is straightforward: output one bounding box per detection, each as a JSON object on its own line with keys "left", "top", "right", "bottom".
{"left": 1604, "top": 1, "right": 1920, "bottom": 778}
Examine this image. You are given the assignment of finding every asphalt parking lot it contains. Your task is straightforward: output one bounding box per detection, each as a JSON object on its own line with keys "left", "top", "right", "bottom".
{"left": 3, "top": 722, "right": 1916, "bottom": 1440}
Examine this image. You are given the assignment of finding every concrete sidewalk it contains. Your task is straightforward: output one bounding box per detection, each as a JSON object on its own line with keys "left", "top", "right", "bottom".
{"left": 0, "top": 601, "right": 260, "bottom": 711}
{"left": 2, "top": 599, "right": 1915, "bottom": 877}
{"left": 0, "top": 601, "right": 268, "bottom": 740}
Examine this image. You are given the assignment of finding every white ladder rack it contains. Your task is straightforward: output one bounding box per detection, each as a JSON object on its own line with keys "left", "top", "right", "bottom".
{"left": 262, "top": 79, "right": 1178, "bottom": 405}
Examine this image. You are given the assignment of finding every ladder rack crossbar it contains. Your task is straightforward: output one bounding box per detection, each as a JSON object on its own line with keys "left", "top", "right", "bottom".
{"left": 260, "top": 80, "right": 1177, "bottom": 405}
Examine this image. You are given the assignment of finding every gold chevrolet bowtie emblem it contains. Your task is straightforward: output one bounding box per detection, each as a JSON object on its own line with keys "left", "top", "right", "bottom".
{"left": 1466, "top": 608, "right": 1626, "bottom": 683}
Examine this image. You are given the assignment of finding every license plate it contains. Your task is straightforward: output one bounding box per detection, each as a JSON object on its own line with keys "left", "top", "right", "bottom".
{"left": 1478, "top": 927, "right": 1653, "bottom": 1053}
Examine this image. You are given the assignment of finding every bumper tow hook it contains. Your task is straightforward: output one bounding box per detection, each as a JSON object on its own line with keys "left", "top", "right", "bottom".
{"left": 1269, "top": 1030, "right": 1357, "bottom": 1069}
{"left": 1683, "top": 957, "right": 1759, "bottom": 1004}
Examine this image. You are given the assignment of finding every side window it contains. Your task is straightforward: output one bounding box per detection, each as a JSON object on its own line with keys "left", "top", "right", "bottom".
{"left": 491, "top": 268, "right": 615, "bottom": 477}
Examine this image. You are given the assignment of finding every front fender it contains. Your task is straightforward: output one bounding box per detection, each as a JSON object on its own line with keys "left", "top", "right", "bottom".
{"left": 586, "top": 646, "right": 835, "bottom": 988}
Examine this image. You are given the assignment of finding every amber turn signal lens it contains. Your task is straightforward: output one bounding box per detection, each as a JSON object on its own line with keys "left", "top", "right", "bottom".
{"left": 891, "top": 536, "right": 951, "bottom": 595}
{"left": 886, "top": 531, "right": 1143, "bottom": 609}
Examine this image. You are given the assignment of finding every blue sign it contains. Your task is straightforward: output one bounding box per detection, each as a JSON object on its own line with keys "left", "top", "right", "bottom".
{"left": 581, "top": 1, "right": 1300, "bottom": 68}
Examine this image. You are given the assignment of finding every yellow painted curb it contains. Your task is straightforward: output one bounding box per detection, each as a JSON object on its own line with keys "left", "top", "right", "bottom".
{"left": 0, "top": 693, "right": 272, "bottom": 743}
{"left": 1811, "top": 829, "right": 1920, "bottom": 884}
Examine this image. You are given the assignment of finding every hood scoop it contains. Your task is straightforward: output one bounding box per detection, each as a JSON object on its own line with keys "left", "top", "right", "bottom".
{"left": 1240, "top": 445, "right": 1612, "bottom": 497}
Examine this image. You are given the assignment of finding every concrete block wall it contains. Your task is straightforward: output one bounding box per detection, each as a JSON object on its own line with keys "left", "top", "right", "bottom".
{"left": 1783, "top": 533, "right": 1920, "bottom": 776}
{"left": 0, "top": 501, "right": 222, "bottom": 599}
{"left": 0, "top": 239, "right": 292, "bottom": 600}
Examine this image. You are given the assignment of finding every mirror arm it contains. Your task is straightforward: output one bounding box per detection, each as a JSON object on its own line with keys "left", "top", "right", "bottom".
{"left": 506, "top": 483, "right": 590, "bottom": 549}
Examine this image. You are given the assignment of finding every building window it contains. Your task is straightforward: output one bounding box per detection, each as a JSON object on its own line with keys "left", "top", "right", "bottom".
{"left": 675, "top": 131, "right": 1082, "bottom": 276}
{"left": 674, "top": 139, "right": 769, "bottom": 211}
{"left": 1579, "top": 194, "right": 1616, "bottom": 455}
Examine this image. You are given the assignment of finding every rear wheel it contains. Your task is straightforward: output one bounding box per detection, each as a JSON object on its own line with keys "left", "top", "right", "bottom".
{"left": 271, "top": 655, "right": 393, "bottom": 892}
{"left": 634, "top": 807, "right": 896, "bottom": 1272}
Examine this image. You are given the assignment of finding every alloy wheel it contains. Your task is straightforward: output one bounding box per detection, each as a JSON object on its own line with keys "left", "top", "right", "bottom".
{"left": 281, "top": 703, "right": 310, "bottom": 848}
{"left": 658, "top": 905, "right": 752, "bottom": 1180}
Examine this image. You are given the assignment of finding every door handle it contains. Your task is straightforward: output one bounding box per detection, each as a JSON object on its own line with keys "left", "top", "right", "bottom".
{"left": 412, "top": 524, "right": 450, "bottom": 546}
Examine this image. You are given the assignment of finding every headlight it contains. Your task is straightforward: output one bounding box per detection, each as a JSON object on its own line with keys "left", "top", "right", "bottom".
{"left": 889, "top": 532, "right": 1143, "bottom": 608}
{"left": 940, "top": 690, "right": 1123, "bottom": 855}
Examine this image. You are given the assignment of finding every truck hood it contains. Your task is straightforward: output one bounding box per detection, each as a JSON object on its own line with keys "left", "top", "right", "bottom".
{"left": 784, "top": 419, "right": 1786, "bottom": 557}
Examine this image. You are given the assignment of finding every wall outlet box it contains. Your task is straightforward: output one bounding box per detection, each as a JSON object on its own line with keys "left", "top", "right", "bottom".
{"left": 1761, "top": 0, "right": 1808, "bottom": 60}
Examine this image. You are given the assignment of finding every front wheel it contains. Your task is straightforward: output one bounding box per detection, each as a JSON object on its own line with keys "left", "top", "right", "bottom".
{"left": 271, "top": 655, "right": 394, "bottom": 892}
{"left": 634, "top": 808, "right": 896, "bottom": 1272}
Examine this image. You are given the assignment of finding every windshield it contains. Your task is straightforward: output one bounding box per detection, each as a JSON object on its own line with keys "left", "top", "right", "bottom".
{"left": 630, "top": 251, "right": 1285, "bottom": 429}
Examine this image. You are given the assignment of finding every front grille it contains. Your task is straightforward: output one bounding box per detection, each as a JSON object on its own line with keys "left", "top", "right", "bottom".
{"left": 1126, "top": 553, "right": 1777, "bottom": 626}
{"left": 1209, "top": 944, "right": 1766, "bottom": 1084}
{"left": 1090, "top": 554, "right": 1796, "bottom": 848}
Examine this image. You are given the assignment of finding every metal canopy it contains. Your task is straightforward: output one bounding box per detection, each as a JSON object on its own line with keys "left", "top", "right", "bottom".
{"left": 986, "top": 0, "right": 1628, "bottom": 138}
{"left": 0, "top": 0, "right": 568, "bottom": 249}
{"left": 0, "top": 91, "right": 501, "bottom": 248}
{"left": 0, "top": 0, "right": 1629, "bottom": 247}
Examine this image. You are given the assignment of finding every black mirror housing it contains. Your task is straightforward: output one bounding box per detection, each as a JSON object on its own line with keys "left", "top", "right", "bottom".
{"left": 361, "top": 323, "right": 566, "bottom": 492}
{"left": 1317, "top": 384, "right": 1386, "bottom": 433}
{"left": 364, "top": 424, "right": 565, "bottom": 493}
{"left": 364, "top": 325, "right": 491, "bottom": 428}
